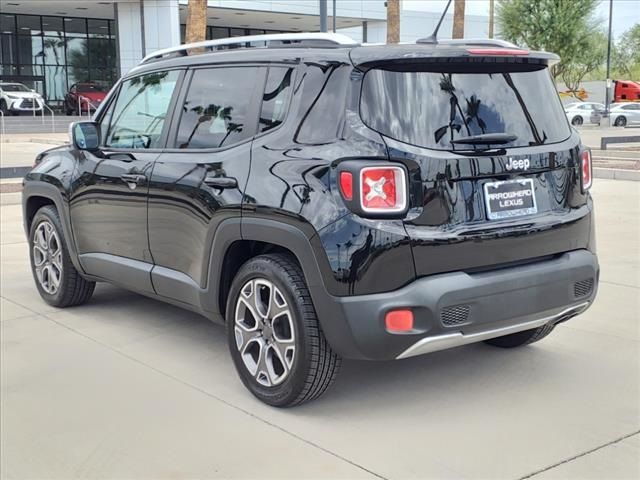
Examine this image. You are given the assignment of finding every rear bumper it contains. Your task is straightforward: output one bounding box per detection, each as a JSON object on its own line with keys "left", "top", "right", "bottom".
{"left": 314, "top": 249, "right": 598, "bottom": 360}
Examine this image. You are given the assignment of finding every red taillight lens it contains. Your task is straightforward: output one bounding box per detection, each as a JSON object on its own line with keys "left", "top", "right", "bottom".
{"left": 385, "top": 309, "right": 414, "bottom": 333}
{"left": 581, "top": 150, "right": 592, "bottom": 190}
{"left": 339, "top": 171, "right": 353, "bottom": 200}
{"left": 467, "top": 48, "right": 529, "bottom": 56}
{"left": 360, "top": 166, "right": 407, "bottom": 213}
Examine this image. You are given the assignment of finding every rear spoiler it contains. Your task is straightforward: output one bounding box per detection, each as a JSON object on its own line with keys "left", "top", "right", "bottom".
{"left": 349, "top": 43, "right": 559, "bottom": 72}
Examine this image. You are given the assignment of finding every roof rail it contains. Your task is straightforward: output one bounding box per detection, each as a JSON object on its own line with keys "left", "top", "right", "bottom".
{"left": 434, "top": 38, "right": 520, "bottom": 49}
{"left": 141, "top": 32, "right": 359, "bottom": 64}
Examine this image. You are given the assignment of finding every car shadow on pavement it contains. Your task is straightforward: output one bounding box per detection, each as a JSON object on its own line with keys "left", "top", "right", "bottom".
{"left": 81, "top": 283, "right": 574, "bottom": 417}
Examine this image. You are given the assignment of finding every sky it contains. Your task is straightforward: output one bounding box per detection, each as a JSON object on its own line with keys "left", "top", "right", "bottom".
{"left": 403, "top": 0, "right": 640, "bottom": 38}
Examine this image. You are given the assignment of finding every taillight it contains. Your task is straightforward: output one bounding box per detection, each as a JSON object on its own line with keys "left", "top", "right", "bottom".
{"left": 336, "top": 161, "right": 409, "bottom": 217}
{"left": 581, "top": 150, "right": 592, "bottom": 191}
{"left": 339, "top": 171, "right": 353, "bottom": 200}
{"left": 360, "top": 166, "right": 406, "bottom": 213}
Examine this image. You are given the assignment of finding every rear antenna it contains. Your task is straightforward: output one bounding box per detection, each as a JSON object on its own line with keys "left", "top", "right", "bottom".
{"left": 417, "top": 0, "right": 453, "bottom": 44}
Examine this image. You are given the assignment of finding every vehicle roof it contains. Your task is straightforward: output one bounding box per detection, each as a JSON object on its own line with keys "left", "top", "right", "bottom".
{"left": 129, "top": 39, "right": 558, "bottom": 78}
{"left": 127, "top": 46, "right": 350, "bottom": 78}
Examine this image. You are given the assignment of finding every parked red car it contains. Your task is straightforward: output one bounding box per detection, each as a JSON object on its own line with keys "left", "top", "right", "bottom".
{"left": 613, "top": 80, "right": 640, "bottom": 103}
{"left": 64, "top": 83, "right": 107, "bottom": 115}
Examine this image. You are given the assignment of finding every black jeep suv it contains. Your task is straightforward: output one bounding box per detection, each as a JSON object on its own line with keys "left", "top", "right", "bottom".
{"left": 23, "top": 33, "right": 598, "bottom": 407}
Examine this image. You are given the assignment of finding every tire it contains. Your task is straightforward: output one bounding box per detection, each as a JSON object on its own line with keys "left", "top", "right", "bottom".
{"left": 484, "top": 323, "right": 555, "bottom": 348}
{"left": 571, "top": 115, "right": 584, "bottom": 126}
{"left": 29, "top": 205, "right": 95, "bottom": 307}
{"left": 614, "top": 116, "right": 627, "bottom": 127}
{"left": 0, "top": 100, "right": 7, "bottom": 115}
{"left": 226, "top": 253, "right": 341, "bottom": 407}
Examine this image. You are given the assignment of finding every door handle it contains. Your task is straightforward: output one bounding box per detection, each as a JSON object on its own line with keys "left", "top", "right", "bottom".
{"left": 120, "top": 173, "right": 146, "bottom": 189}
{"left": 204, "top": 176, "right": 237, "bottom": 189}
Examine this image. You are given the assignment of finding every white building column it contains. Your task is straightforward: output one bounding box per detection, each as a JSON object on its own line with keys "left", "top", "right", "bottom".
{"left": 116, "top": 0, "right": 180, "bottom": 76}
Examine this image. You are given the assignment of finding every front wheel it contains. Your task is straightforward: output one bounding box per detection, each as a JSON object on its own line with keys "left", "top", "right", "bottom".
{"left": 226, "top": 254, "right": 341, "bottom": 407}
{"left": 614, "top": 116, "right": 627, "bottom": 127}
{"left": 29, "top": 206, "right": 95, "bottom": 307}
{"left": 571, "top": 115, "right": 584, "bottom": 126}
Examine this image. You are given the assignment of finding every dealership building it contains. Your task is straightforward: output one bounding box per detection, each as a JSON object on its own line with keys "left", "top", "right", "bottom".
{"left": 0, "top": 0, "right": 490, "bottom": 108}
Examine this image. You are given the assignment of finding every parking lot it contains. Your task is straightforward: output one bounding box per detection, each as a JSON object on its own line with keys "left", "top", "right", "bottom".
{"left": 1, "top": 178, "right": 639, "bottom": 479}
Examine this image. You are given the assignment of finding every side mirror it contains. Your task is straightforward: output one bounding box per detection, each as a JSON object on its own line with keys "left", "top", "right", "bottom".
{"left": 70, "top": 121, "right": 100, "bottom": 151}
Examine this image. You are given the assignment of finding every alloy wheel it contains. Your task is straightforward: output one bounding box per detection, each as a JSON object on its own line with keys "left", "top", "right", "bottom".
{"left": 32, "top": 220, "right": 63, "bottom": 295}
{"left": 234, "top": 278, "right": 296, "bottom": 387}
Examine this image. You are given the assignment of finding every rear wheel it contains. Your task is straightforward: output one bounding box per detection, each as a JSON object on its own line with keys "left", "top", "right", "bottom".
{"left": 614, "top": 116, "right": 627, "bottom": 127}
{"left": 571, "top": 115, "right": 584, "bottom": 126}
{"left": 484, "top": 323, "right": 555, "bottom": 348}
{"left": 226, "top": 254, "right": 341, "bottom": 407}
{"left": 29, "top": 206, "right": 95, "bottom": 307}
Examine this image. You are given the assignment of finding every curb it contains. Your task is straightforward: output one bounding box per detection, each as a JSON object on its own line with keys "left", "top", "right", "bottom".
{"left": 0, "top": 138, "right": 67, "bottom": 145}
{"left": 593, "top": 168, "right": 640, "bottom": 181}
{"left": 0, "top": 192, "right": 21, "bottom": 206}
{"left": 0, "top": 167, "right": 31, "bottom": 179}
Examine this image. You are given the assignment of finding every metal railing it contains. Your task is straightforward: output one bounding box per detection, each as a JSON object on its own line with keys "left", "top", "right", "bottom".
{"left": 0, "top": 110, "right": 5, "bottom": 163}
{"left": 41, "top": 103, "right": 56, "bottom": 133}
{"left": 77, "top": 96, "right": 94, "bottom": 118}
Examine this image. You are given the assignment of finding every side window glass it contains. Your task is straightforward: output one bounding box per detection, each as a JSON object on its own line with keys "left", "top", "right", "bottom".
{"left": 259, "top": 67, "right": 294, "bottom": 133}
{"left": 175, "top": 67, "right": 258, "bottom": 149}
{"left": 105, "top": 70, "right": 179, "bottom": 149}
{"left": 99, "top": 93, "right": 117, "bottom": 142}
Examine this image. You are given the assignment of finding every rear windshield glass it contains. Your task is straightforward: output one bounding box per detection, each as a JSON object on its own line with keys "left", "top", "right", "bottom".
{"left": 360, "top": 67, "right": 571, "bottom": 150}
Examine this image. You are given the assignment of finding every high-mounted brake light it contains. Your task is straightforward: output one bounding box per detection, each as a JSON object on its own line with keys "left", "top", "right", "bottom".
{"left": 467, "top": 48, "right": 529, "bottom": 56}
{"left": 581, "top": 150, "right": 592, "bottom": 191}
{"left": 360, "top": 166, "right": 407, "bottom": 213}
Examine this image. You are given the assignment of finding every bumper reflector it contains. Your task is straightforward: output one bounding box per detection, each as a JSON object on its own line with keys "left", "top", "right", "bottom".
{"left": 385, "top": 309, "right": 414, "bottom": 333}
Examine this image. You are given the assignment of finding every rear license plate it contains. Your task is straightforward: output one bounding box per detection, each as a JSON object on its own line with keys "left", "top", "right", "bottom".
{"left": 483, "top": 178, "right": 537, "bottom": 220}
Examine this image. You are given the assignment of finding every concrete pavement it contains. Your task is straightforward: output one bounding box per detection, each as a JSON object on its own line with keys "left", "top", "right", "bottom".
{"left": 1, "top": 180, "right": 639, "bottom": 479}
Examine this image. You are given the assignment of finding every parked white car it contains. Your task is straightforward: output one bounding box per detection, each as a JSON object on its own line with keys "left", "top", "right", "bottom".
{"left": 563, "top": 102, "right": 604, "bottom": 126}
{"left": 0, "top": 82, "right": 45, "bottom": 115}
{"left": 610, "top": 102, "right": 640, "bottom": 127}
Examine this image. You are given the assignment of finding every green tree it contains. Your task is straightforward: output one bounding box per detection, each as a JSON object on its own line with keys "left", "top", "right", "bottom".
{"left": 496, "top": 0, "right": 599, "bottom": 79}
{"left": 612, "top": 23, "right": 640, "bottom": 79}
{"left": 561, "top": 30, "right": 607, "bottom": 96}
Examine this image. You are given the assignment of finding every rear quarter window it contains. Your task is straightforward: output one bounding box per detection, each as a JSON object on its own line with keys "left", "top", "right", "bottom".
{"left": 360, "top": 66, "right": 571, "bottom": 150}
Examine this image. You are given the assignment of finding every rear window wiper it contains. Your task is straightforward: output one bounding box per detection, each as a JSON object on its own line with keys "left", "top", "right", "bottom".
{"left": 450, "top": 133, "right": 518, "bottom": 145}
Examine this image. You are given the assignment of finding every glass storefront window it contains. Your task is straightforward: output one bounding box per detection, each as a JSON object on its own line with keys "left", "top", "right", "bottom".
{"left": 42, "top": 36, "right": 65, "bottom": 66}
{"left": 17, "top": 15, "right": 41, "bottom": 35}
{"left": 1, "top": 34, "right": 17, "bottom": 64}
{"left": 211, "top": 27, "right": 229, "bottom": 39}
{"left": 88, "top": 19, "right": 109, "bottom": 38}
{"left": 1, "top": 14, "right": 16, "bottom": 34}
{"left": 63, "top": 17, "right": 86, "bottom": 37}
{"left": 19, "top": 64, "right": 44, "bottom": 76}
{"left": 17, "top": 36, "right": 44, "bottom": 65}
{"left": 44, "top": 64, "right": 68, "bottom": 101}
{"left": 87, "top": 38, "right": 116, "bottom": 67}
{"left": 42, "top": 16, "right": 64, "bottom": 36}
{"left": 2, "top": 14, "right": 117, "bottom": 107}
{"left": 66, "top": 37, "right": 88, "bottom": 68}
{"left": 0, "top": 65, "right": 18, "bottom": 76}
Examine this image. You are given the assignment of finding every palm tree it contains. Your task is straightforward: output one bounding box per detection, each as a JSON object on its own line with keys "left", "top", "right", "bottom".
{"left": 185, "top": 0, "right": 207, "bottom": 44}
{"left": 386, "top": 0, "right": 400, "bottom": 44}
{"left": 452, "top": 0, "right": 465, "bottom": 39}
